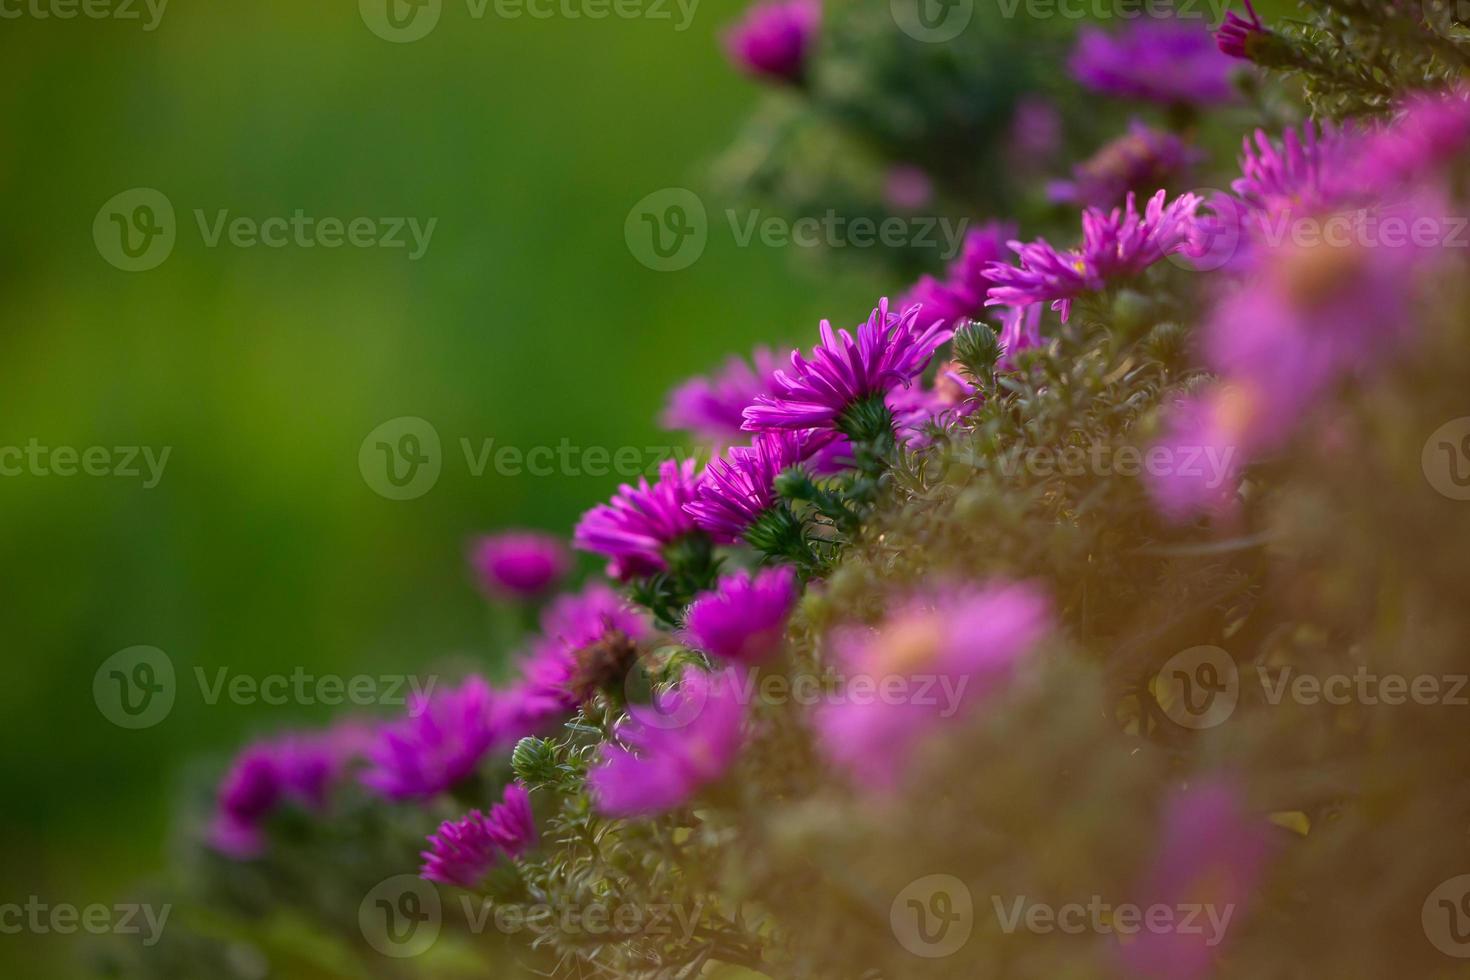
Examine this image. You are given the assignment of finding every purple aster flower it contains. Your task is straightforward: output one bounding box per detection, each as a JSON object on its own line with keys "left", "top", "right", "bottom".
{"left": 662, "top": 347, "right": 788, "bottom": 446}
{"left": 685, "top": 431, "right": 822, "bottom": 542}
{"left": 362, "top": 677, "right": 510, "bottom": 802}
{"left": 901, "top": 223, "right": 1015, "bottom": 329}
{"left": 588, "top": 667, "right": 746, "bottom": 818}
{"left": 574, "top": 457, "right": 705, "bottom": 580}
{"left": 1145, "top": 387, "right": 1250, "bottom": 524}
{"left": 420, "top": 782, "right": 537, "bottom": 888}
{"left": 1215, "top": 0, "right": 1268, "bottom": 60}
{"left": 517, "top": 582, "right": 653, "bottom": 713}
{"left": 742, "top": 299, "right": 951, "bottom": 433}
{"left": 208, "top": 723, "right": 368, "bottom": 858}
{"left": 469, "top": 530, "right": 570, "bottom": 600}
{"left": 816, "top": 581, "right": 1051, "bottom": 793}
{"left": 986, "top": 190, "right": 1205, "bottom": 321}
{"left": 1070, "top": 19, "right": 1241, "bottom": 105}
{"left": 722, "top": 0, "right": 819, "bottom": 86}
{"left": 1233, "top": 122, "right": 1356, "bottom": 217}
{"left": 995, "top": 303, "right": 1043, "bottom": 370}
{"left": 681, "top": 566, "right": 798, "bottom": 665}
{"left": 1120, "top": 780, "right": 1271, "bottom": 980}
{"left": 1049, "top": 121, "right": 1201, "bottom": 210}
{"left": 1349, "top": 85, "right": 1470, "bottom": 195}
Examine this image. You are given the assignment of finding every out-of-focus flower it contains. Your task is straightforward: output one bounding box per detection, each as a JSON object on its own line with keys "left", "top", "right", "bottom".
{"left": 902, "top": 223, "right": 1016, "bottom": 328}
{"left": 469, "top": 531, "right": 570, "bottom": 600}
{"left": 1009, "top": 96, "right": 1063, "bottom": 163}
{"left": 1070, "top": 19, "right": 1240, "bottom": 105}
{"left": 995, "top": 303, "right": 1044, "bottom": 370}
{"left": 987, "top": 190, "right": 1205, "bottom": 321}
{"left": 588, "top": 667, "right": 746, "bottom": 817}
{"left": 817, "top": 581, "right": 1051, "bottom": 792}
{"left": 722, "top": 0, "right": 820, "bottom": 86}
{"left": 1050, "top": 122, "right": 1200, "bottom": 209}
{"left": 884, "top": 164, "right": 933, "bottom": 212}
{"left": 1120, "top": 779, "right": 1271, "bottom": 979}
{"left": 362, "top": 677, "right": 509, "bottom": 802}
{"left": 1214, "top": 0, "right": 1268, "bottom": 60}
{"left": 1145, "top": 386, "right": 1250, "bottom": 523}
{"left": 1349, "top": 85, "right": 1470, "bottom": 194}
{"left": 518, "top": 582, "right": 653, "bottom": 713}
{"left": 743, "top": 299, "right": 950, "bottom": 434}
{"left": 420, "top": 782, "right": 537, "bottom": 888}
{"left": 681, "top": 566, "right": 798, "bottom": 665}
{"left": 575, "top": 458, "right": 705, "bottom": 580}
{"left": 662, "top": 347, "right": 788, "bottom": 445}
{"left": 685, "top": 431, "right": 822, "bottom": 542}
{"left": 208, "top": 724, "right": 369, "bottom": 858}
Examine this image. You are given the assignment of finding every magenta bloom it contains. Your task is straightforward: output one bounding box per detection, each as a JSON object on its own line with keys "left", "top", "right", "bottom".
{"left": 362, "top": 677, "right": 510, "bottom": 802}
{"left": 987, "top": 190, "right": 1205, "bottom": 321}
{"left": 681, "top": 566, "right": 798, "bottom": 665}
{"left": 1120, "top": 780, "right": 1271, "bottom": 980}
{"left": 574, "top": 458, "right": 705, "bottom": 580}
{"left": 662, "top": 347, "right": 787, "bottom": 445}
{"left": 1350, "top": 85, "right": 1470, "bottom": 194}
{"left": 1215, "top": 0, "right": 1268, "bottom": 60}
{"left": 1233, "top": 122, "right": 1356, "bottom": 217}
{"left": 1008, "top": 97, "right": 1063, "bottom": 163}
{"left": 1050, "top": 122, "right": 1200, "bottom": 209}
{"left": 208, "top": 724, "right": 368, "bottom": 858}
{"left": 518, "top": 582, "right": 653, "bottom": 713}
{"left": 469, "top": 531, "right": 570, "bottom": 600}
{"left": 589, "top": 667, "right": 746, "bottom": 818}
{"left": 1070, "top": 19, "right": 1240, "bottom": 105}
{"left": 722, "top": 0, "right": 819, "bottom": 86}
{"left": 420, "top": 782, "right": 537, "bottom": 888}
{"left": 1144, "top": 387, "right": 1249, "bottom": 524}
{"left": 902, "top": 223, "right": 1015, "bottom": 328}
{"left": 685, "top": 431, "right": 821, "bottom": 542}
{"left": 817, "top": 581, "right": 1051, "bottom": 792}
{"left": 995, "top": 303, "right": 1043, "bottom": 370}
{"left": 742, "top": 299, "right": 951, "bottom": 433}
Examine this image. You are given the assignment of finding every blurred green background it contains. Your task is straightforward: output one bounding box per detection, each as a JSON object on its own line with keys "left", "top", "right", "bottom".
{"left": 0, "top": 3, "right": 879, "bottom": 975}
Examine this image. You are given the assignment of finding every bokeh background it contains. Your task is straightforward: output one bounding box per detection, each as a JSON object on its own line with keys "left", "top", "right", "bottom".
{"left": 0, "top": 4, "right": 883, "bottom": 975}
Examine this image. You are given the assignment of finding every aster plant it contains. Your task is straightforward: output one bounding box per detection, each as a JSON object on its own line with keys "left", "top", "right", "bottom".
{"left": 108, "top": 12, "right": 1470, "bottom": 980}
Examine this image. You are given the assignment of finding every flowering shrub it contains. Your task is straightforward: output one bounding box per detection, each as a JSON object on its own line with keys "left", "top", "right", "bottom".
{"left": 102, "top": 4, "right": 1470, "bottom": 980}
